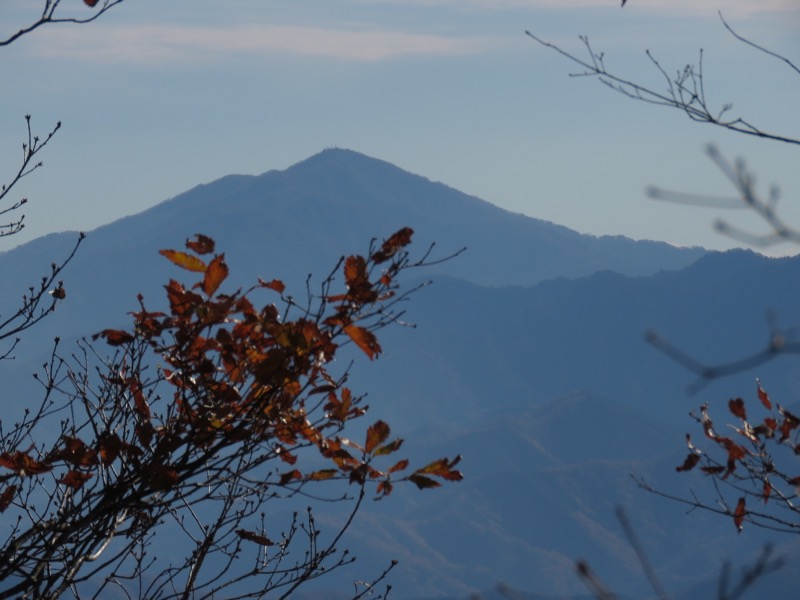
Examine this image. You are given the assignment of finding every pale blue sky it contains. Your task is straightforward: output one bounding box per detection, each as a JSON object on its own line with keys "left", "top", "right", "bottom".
{"left": 2, "top": 0, "right": 799, "bottom": 254}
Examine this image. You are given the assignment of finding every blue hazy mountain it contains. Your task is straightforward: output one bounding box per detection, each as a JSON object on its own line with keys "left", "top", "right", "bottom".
{"left": 0, "top": 149, "right": 797, "bottom": 599}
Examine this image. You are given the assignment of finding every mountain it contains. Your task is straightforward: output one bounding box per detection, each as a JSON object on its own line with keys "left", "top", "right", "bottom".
{"left": 0, "top": 149, "right": 703, "bottom": 351}
{"left": 0, "top": 149, "right": 796, "bottom": 599}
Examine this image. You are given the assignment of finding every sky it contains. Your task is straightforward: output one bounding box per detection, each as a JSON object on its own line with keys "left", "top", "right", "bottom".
{"left": 1, "top": 0, "right": 799, "bottom": 255}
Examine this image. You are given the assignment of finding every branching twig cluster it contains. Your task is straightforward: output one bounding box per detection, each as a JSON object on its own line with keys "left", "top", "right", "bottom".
{"left": 1, "top": 0, "right": 127, "bottom": 47}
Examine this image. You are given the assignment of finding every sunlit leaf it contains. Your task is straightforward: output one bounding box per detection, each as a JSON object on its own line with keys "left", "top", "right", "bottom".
{"left": 388, "top": 459, "right": 409, "bottom": 474}
{"left": 310, "top": 469, "right": 338, "bottom": 481}
{"left": 344, "top": 324, "right": 381, "bottom": 360}
{"left": 202, "top": 254, "right": 228, "bottom": 296}
{"left": 159, "top": 249, "right": 207, "bottom": 273}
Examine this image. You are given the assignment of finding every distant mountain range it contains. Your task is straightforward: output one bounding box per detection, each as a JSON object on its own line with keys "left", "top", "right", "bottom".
{"left": 1, "top": 149, "right": 797, "bottom": 599}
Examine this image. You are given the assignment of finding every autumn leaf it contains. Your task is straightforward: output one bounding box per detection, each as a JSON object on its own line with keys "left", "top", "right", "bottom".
{"left": 0, "top": 485, "right": 17, "bottom": 512}
{"left": 309, "top": 469, "right": 338, "bottom": 481}
{"left": 84, "top": 0, "right": 100, "bottom": 6}
{"left": 94, "top": 329, "right": 135, "bottom": 346}
{"left": 675, "top": 453, "right": 701, "bottom": 472}
{"left": 143, "top": 464, "right": 179, "bottom": 491}
{"left": 59, "top": 470, "right": 93, "bottom": 490}
{"left": 375, "top": 438, "right": 404, "bottom": 456}
{"left": 236, "top": 529, "right": 274, "bottom": 546}
{"left": 763, "top": 480, "right": 772, "bottom": 504}
{"left": 365, "top": 420, "right": 390, "bottom": 454}
{"left": 757, "top": 381, "right": 772, "bottom": 410}
{"left": 344, "top": 324, "right": 381, "bottom": 360}
{"left": 408, "top": 473, "right": 440, "bottom": 490}
{"left": 388, "top": 459, "right": 409, "bottom": 474}
{"left": 185, "top": 234, "right": 215, "bottom": 255}
{"left": 259, "top": 278, "right": 286, "bottom": 294}
{"left": 373, "top": 227, "right": 414, "bottom": 264}
{"left": 202, "top": 254, "right": 228, "bottom": 296}
{"left": 0, "top": 451, "right": 52, "bottom": 476}
{"left": 279, "top": 469, "right": 302, "bottom": 486}
{"left": 733, "top": 497, "right": 746, "bottom": 532}
{"left": 159, "top": 249, "right": 207, "bottom": 273}
{"left": 728, "top": 398, "right": 747, "bottom": 420}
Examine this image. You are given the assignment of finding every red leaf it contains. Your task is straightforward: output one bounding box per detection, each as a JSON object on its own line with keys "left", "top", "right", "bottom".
{"left": 59, "top": 470, "right": 93, "bottom": 490}
{"left": 279, "top": 469, "right": 302, "bottom": 486}
{"left": 763, "top": 480, "right": 772, "bottom": 504}
{"left": 419, "top": 456, "right": 464, "bottom": 481}
{"left": 185, "top": 234, "right": 215, "bottom": 255}
{"left": 0, "top": 485, "right": 17, "bottom": 512}
{"left": 0, "top": 451, "right": 52, "bottom": 476}
{"left": 236, "top": 529, "right": 274, "bottom": 546}
{"left": 733, "top": 497, "right": 746, "bottom": 532}
{"left": 757, "top": 381, "right": 772, "bottom": 410}
{"left": 728, "top": 398, "right": 747, "bottom": 420}
{"left": 373, "top": 227, "right": 414, "bottom": 264}
{"left": 143, "top": 464, "right": 179, "bottom": 491}
{"left": 259, "top": 278, "right": 286, "bottom": 294}
{"left": 365, "top": 420, "right": 390, "bottom": 454}
{"left": 95, "top": 329, "right": 135, "bottom": 346}
{"left": 676, "top": 453, "right": 701, "bottom": 472}
{"left": 84, "top": 0, "right": 100, "bottom": 6}
{"left": 202, "top": 254, "right": 228, "bottom": 296}
{"left": 344, "top": 324, "right": 381, "bottom": 360}
{"left": 159, "top": 249, "right": 207, "bottom": 273}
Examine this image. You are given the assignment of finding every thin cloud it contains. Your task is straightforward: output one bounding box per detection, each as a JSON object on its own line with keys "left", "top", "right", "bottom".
{"left": 29, "top": 23, "right": 491, "bottom": 64}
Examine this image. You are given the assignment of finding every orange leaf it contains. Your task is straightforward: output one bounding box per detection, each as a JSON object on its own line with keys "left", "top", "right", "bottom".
{"left": 388, "top": 459, "right": 409, "bottom": 474}
{"left": 159, "top": 249, "right": 207, "bottom": 273}
{"left": 344, "top": 324, "right": 381, "bottom": 360}
{"left": 202, "top": 254, "right": 228, "bottom": 296}
{"left": 365, "top": 420, "right": 390, "bottom": 454}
